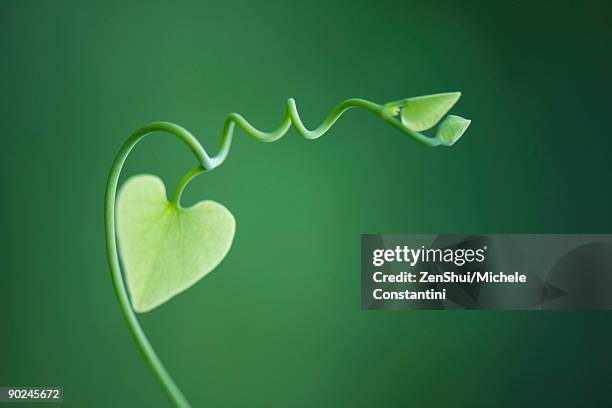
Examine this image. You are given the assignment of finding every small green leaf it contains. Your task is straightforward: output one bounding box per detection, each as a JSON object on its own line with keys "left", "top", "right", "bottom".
{"left": 400, "top": 92, "right": 461, "bottom": 131}
{"left": 436, "top": 115, "right": 471, "bottom": 146}
{"left": 117, "top": 175, "right": 235, "bottom": 313}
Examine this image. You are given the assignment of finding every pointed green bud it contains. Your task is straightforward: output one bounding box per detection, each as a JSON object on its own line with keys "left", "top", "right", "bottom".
{"left": 435, "top": 115, "right": 471, "bottom": 146}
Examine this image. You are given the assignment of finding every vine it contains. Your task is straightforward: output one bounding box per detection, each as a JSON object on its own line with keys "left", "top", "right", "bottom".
{"left": 104, "top": 95, "right": 469, "bottom": 407}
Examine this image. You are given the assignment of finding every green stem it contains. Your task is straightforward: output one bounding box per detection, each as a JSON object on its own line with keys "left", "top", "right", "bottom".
{"left": 171, "top": 165, "right": 205, "bottom": 208}
{"left": 105, "top": 123, "right": 201, "bottom": 408}
{"left": 104, "top": 98, "right": 436, "bottom": 407}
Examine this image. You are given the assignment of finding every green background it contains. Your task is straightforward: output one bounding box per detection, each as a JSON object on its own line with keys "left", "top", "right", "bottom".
{"left": 2, "top": 1, "right": 611, "bottom": 406}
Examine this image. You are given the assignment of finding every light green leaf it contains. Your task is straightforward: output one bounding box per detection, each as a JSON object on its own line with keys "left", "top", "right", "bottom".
{"left": 400, "top": 92, "right": 461, "bottom": 131}
{"left": 117, "top": 175, "right": 235, "bottom": 313}
{"left": 436, "top": 115, "right": 471, "bottom": 146}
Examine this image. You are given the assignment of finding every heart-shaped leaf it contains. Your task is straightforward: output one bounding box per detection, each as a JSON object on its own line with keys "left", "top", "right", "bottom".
{"left": 400, "top": 92, "right": 461, "bottom": 131}
{"left": 117, "top": 175, "right": 235, "bottom": 313}
{"left": 436, "top": 115, "right": 471, "bottom": 146}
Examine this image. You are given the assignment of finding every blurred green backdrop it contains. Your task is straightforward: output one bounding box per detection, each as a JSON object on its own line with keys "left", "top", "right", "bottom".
{"left": 2, "top": 1, "right": 612, "bottom": 406}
